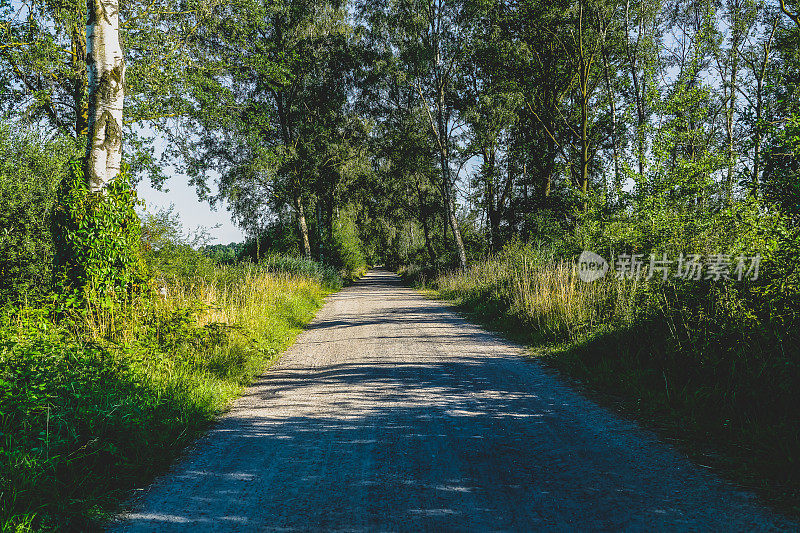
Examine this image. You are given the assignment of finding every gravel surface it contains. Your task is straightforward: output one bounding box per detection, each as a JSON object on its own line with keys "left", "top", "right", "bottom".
{"left": 110, "top": 270, "right": 795, "bottom": 532}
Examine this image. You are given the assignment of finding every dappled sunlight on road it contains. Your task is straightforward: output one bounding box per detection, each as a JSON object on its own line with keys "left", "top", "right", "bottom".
{"left": 112, "top": 270, "right": 795, "bottom": 532}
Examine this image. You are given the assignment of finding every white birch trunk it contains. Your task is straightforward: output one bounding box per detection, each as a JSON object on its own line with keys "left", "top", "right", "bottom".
{"left": 85, "top": 0, "right": 124, "bottom": 192}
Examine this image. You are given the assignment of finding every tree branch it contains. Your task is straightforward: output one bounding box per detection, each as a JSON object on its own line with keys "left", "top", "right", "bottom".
{"left": 780, "top": 0, "right": 800, "bottom": 28}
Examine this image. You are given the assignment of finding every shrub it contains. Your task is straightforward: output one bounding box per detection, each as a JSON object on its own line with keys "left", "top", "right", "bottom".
{"left": 330, "top": 205, "right": 367, "bottom": 277}
{"left": 0, "top": 125, "right": 78, "bottom": 302}
{"left": 140, "top": 206, "right": 216, "bottom": 283}
{"left": 0, "top": 265, "right": 330, "bottom": 530}
{"left": 52, "top": 162, "right": 147, "bottom": 297}
{"left": 430, "top": 233, "right": 800, "bottom": 508}
{"left": 259, "top": 254, "right": 342, "bottom": 290}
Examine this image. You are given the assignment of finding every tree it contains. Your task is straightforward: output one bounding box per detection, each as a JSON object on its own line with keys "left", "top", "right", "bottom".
{"left": 85, "top": 0, "right": 125, "bottom": 190}
{"left": 410, "top": 0, "right": 469, "bottom": 269}
{"left": 0, "top": 0, "right": 88, "bottom": 136}
{"left": 359, "top": 0, "right": 470, "bottom": 269}
{"left": 167, "top": 0, "right": 356, "bottom": 259}
{"left": 0, "top": 0, "right": 207, "bottom": 184}
{"left": 622, "top": 0, "right": 662, "bottom": 180}
{"left": 459, "top": 0, "right": 524, "bottom": 250}
{"left": 780, "top": 0, "right": 800, "bottom": 28}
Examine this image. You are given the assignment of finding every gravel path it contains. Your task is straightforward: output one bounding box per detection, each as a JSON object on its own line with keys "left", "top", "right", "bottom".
{"left": 111, "top": 270, "right": 795, "bottom": 532}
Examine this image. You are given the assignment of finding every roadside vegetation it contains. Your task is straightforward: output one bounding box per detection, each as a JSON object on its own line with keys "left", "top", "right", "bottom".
{"left": 1, "top": 263, "right": 332, "bottom": 531}
{"left": 0, "top": 126, "right": 354, "bottom": 531}
{"left": 0, "top": 244, "right": 342, "bottom": 531}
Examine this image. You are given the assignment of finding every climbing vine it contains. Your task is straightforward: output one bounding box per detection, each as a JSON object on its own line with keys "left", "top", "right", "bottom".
{"left": 52, "top": 159, "right": 147, "bottom": 296}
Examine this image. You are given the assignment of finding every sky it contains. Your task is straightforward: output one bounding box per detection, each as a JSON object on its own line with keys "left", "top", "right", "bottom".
{"left": 137, "top": 175, "right": 246, "bottom": 245}
{"left": 135, "top": 127, "right": 246, "bottom": 245}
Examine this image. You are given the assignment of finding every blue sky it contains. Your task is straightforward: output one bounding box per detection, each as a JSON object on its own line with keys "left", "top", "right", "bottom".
{"left": 137, "top": 176, "right": 246, "bottom": 245}
{"left": 135, "top": 128, "right": 246, "bottom": 245}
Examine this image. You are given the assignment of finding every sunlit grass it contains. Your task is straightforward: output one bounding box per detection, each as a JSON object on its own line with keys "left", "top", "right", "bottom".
{"left": 434, "top": 246, "right": 645, "bottom": 341}
{"left": 0, "top": 263, "right": 335, "bottom": 531}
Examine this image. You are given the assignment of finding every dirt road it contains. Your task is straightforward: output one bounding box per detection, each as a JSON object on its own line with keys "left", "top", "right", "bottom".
{"left": 111, "top": 270, "right": 794, "bottom": 531}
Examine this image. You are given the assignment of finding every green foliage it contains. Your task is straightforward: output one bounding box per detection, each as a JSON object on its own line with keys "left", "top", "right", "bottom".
{"left": 330, "top": 206, "right": 367, "bottom": 277}
{"left": 258, "top": 255, "right": 343, "bottom": 290}
{"left": 202, "top": 243, "right": 245, "bottom": 264}
{"left": 763, "top": 113, "right": 800, "bottom": 221}
{"left": 239, "top": 221, "right": 300, "bottom": 262}
{"left": 429, "top": 234, "right": 800, "bottom": 510}
{"left": 52, "top": 162, "right": 147, "bottom": 296}
{"left": 581, "top": 195, "right": 788, "bottom": 261}
{"left": 0, "top": 126, "right": 78, "bottom": 302}
{"left": 0, "top": 265, "right": 331, "bottom": 530}
{"left": 2, "top": 0, "right": 800, "bottom": 520}
{"left": 139, "top": 206, "right": 216, "bottom": 282}
{"left": 750, "top": 224, "right": 800, "bottom": 328}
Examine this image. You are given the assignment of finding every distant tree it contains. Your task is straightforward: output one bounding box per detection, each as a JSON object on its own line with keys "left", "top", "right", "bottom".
{"left": 459, "top": 0, "right": 524, "bottom": 250}
{"left": 167, "top": 0, "right": 357, "bottom": 259}
{"left": 359, "top": 0, "right": 469, "bottom": 268}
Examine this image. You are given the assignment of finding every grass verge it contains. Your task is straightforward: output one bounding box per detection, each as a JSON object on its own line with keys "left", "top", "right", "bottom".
{"left": 1, "top": 262, "right": 337, "bottom": 531}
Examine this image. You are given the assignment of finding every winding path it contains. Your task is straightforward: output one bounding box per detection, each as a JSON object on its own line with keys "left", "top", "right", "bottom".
{"left": 112, "top": 270, "right": 794, "bottom": 531}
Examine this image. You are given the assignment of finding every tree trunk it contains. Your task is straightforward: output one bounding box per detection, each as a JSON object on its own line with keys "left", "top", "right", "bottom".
{"left": 602, "top": 43, "right": 621, "bottom": 206}
{"left": 439, "top": 146, "right": 466, "bottom": 269}
{"left": 751, "top": 18, "right": 777, "bottom": 197}
{"left": 316, "top": 202, "right": 324, "bottom": 261}
{"left": 580, "top": 98, "right": 589, "bottom": 210}
{"left": 295, "top": 195, "right": 312, "bottom": 259}
{"left": 483, "top": 148, "right": 501, "bottom": 251}
{"left": 753, "top": 76, "right": 763, "bottom": 196}
{"left": 435, "top": 87, "right": 466, "bottom": 270}
{"left": 725, "top": 1, "right": 743, "bottom": 204}
{"left": 85, "top": 0, "right": 124, "bottom": 191}
{"left": 577, "top": 0, "right": 591, "bottom": 213}
{"left": 625, "top": 0, "right": 647, "bottom": 178}
{"left": 448, "top": 193, "right": 467, "bottom": 269}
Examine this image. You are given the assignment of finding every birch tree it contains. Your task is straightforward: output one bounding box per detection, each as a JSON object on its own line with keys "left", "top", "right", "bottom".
{"left": 84, "top": 0, "right": 124, "bottom": 190}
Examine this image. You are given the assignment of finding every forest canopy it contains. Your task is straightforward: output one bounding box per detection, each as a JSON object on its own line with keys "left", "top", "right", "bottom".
{"left": 1, "top": 0, "right": 799, "bottom": 270}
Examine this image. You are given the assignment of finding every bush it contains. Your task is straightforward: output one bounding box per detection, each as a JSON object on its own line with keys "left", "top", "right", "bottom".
{"left": 0, "top": 126, "right": 78, "bottom": 302}
{"left": 330, "top": 205, "right": 367, "bottom": 277}
{"left": 140, "top": 206, "right": 217, "bottom": 283}
{"left": 0, "top": 265, "right": 330, "bottom": 531}
{"left": 430, "top": 233, "right": 800, "bottom": 509}
{"left": 53, "top": 163, "right": 147, "bottom": 297}
{"left": 258, "top": 254, "right": 342, "bottom": 290}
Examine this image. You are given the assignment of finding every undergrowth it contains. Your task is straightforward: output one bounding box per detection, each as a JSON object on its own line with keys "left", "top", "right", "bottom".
{"left": 0, "top": 261, "right": 337, "bottom": 531}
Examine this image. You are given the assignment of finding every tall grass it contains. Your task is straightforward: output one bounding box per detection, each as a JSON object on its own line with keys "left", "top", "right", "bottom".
{"left": 257, "top": 255, "right": 343, "bottom": 288}
{"left": 434, "top": 245, "right": 646, "bottom": 342}
{"left": 0, "top": 263, "right": 335, "bottom": 531}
